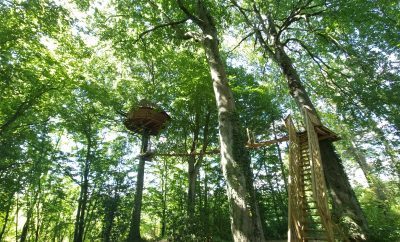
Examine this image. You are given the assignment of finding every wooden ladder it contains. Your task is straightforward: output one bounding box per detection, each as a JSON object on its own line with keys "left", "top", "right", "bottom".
{"left": 299, "top": 133, "right": 329, "bottom": 242}
{"left": 286, "top": 109, "right": 338, "bottom": 242}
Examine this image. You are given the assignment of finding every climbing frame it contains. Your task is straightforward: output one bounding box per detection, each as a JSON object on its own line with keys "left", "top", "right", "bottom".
{"left": 286, "top": 108, "right": 338, "bottom": 242}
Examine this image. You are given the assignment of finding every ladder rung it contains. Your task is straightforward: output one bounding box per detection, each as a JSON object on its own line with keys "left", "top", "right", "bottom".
{"left": 304, "top": 237, "right": 327, "bottom": 240}
{"left": 305, "top": 228, "right": 326, "bottom": 232}
{"left": 305, "top": 207, "right": 317, "bottom": 210}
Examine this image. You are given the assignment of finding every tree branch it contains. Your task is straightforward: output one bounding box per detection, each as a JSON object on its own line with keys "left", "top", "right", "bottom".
{"left": 132, "top": 18, "right": 189, "bottom": 44}
{"left": 230, "top": 0, "right": 275, "bottom": 56}
{"left": 228, "top": 31, "right": 255, "bottom": 53}
{"left": 176, "top": 0, "right": 203, "bottom": 26}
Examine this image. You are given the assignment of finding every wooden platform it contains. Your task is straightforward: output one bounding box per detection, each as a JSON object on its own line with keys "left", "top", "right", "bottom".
{"left": 124, "top": 106, "right": 170, "bottom": 135}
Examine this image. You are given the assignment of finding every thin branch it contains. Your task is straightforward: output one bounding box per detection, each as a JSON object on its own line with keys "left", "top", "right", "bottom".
{"left": 102, "top": 14, "right": 130, "bottom": 24}
{"left": 132, "top": 18, "right": 189, "bottom": 44}
{"left": 228, "top": 31, "right": 255, "bottom": 53}
{"left": 284, "top": 38, "right": 354, "bottom": 99}
{"left": 284, "top": 38, "right": 336, "bottom": 73}
{"left": 230, "top": 0, "right": 274, "bottom": 56}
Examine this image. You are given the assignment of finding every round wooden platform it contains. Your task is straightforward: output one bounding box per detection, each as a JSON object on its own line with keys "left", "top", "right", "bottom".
{"left": 124, "top": 106, "right": 170, "bottom": 135}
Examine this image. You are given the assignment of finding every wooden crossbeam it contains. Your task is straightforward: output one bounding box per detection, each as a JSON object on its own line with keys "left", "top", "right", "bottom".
{"left": 154, "top": 136, "right": 291, "bottom": 157}
{"left": 246, "top": 136, "right": 289, "bottom": 148}
{"left": 154, "top": 149, "right": 220, "bottom": 157}
{"left": 153, "top": 130, "right": 337, "bottom": 157}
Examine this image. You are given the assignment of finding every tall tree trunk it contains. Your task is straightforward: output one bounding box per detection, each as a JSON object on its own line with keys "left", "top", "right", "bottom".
{"left": 274, "top": 44, "right": 369, "bottom": 240}
{"left": 202, "top": 164, "right": 210, "bottom": 239}
{"left": 127, "top": 132, "right": 149, "bottom": 242}
{"left": 319, "top": 141, "right": 369, "bottom": 238}
{"left": 187, "top": 158, "right": 198, "bottom": 218}
{"left": 19, "top": 208, "right": 32, "bottom": 242}
{"left": 187, "top": 111, "right": 210, "bottom": 221}
{"left": 187, "top": 111, "right": 200, "bottom": 219}
{"left": 0, "top": 196, "right": 13, "bottom": 241}
{"left": 273, "top": 122, "right": 288, "bottom": 194}
{"left": 103, "top": 189, "right": 119, "bottom": 242}
{"left": 177, "top": 1, "right": 265, "bottom": 241}
{"left": 245, "top": 8, "right": 370, "bottom": 238}
{"left": 370, "top": 122, "right": 400, "bottom": 182}
{"left": 74, "top": 139, "right": 92, "bottom": 242}
{"left": 20, "top": 181, "right": 41, "bottom": 242}
{"left": 161, "top": 159, "right": 168, "bottom": 238}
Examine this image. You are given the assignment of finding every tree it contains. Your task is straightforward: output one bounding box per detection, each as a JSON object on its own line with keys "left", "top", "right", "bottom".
{"left": 228, "top": 0, "right": 398, "bottom": 239}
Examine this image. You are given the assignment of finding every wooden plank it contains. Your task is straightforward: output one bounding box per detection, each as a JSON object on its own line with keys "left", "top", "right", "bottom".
{"left": 303, "top": 107, "right": 322, "bottom": 126}
{"left": 246, "top": 136, "right": 289, "bottom": 148}
{"left": 155, "top": 149, "right": 220, "bottom": 157}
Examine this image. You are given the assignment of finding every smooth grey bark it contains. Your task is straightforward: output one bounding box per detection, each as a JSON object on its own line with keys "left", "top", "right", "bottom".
{"left": 127, "top": 133, "right": 149, "bottom": 242}
{"left": 177, "top": 1, "right": 265, "bottom": 241}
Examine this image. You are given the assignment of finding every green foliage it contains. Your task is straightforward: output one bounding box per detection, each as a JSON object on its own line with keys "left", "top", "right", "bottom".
{"left": 0, "top": 0, "right": 399, "bottom": 241}
{"left": 355, "top": 184, "right": 400, "bottom": 242}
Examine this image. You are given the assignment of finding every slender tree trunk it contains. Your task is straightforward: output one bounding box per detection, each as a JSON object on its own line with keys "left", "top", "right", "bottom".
{"left": 177, "top": 2, "right": 266, "bottom": 241}
{"left": 20, "top": 183, "right": 41, "bottom": 242}
{"left": 202, "top": 164, "right": 210, "bottom": 239}
{"left": 347, "top": 141, "right": 387, "bottom": 201}
{"left": 188, "top": 110, "right": 210, "bottom": 234}
{"left": 16, "top": 193, "right": 19, "bottom": 242}
{"left": 273, "top": 122, "right": 288, "bottom": 194}
{"left": 187, "top": 159, "right": 198, "bottom": 218}
{"left": 127, "top": 132, "right": 149, "bottom": 242}
{"left": 103, "top": 188, "right": 119, "bottom": 242}
{"left": 161, "top": 158, "right": 167, "bottom": 238}
{"left": 83, "top": 195, "right": 99, "bottom": 241}
{"left": 261, "top": 151, "right": 283, "bottom": 226}
{"left": 0, "top": 196, "right": 13, "bottom": 241}
{"left": 370, "top": 122, "right": 400, "bottom": 182}
{"left": 19, "top": 208, "right": 32, "bottom": 242}
{"left": 74, "top": 138, "right": 92, "bottom": 242}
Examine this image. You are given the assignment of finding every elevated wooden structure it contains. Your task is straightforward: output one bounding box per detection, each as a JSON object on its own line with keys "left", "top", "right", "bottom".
{"left": 286, "top": 109, "right": 339, "bottom": 242}
{"left": 124, "top": 103, "right": 170, "bottom": 136}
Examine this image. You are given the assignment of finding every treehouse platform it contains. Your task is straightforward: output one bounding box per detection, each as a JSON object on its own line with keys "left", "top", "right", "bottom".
{"left": 124, "top": 103, "right": 170, "bottom": 136}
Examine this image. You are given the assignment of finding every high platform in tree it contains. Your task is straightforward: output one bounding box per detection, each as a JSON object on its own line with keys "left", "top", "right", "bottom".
{"left": 124, "top": 101, "right": 170, "bottom": 136}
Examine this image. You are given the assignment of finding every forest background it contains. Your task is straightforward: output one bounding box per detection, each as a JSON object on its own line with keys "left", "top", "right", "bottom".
{"left": 0, "top": 0, "right": 399, "bottom": 241}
